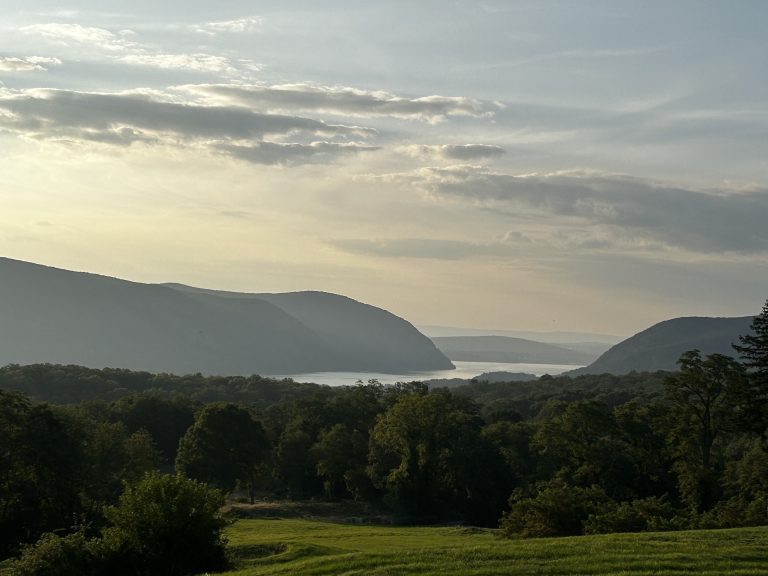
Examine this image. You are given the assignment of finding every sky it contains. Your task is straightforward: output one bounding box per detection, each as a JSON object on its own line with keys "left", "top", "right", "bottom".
{"left": 1, "top": 0, "right": 766, "bottom": 337}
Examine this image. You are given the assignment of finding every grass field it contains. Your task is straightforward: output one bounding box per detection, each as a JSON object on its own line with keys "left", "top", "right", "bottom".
{"left": 222, "top": 519, "right": 768, "bottom": 575}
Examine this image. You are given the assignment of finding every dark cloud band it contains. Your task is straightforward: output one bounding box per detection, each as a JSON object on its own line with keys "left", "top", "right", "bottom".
{"left": 402, "top": 167, "right": 768, "bottom": 254}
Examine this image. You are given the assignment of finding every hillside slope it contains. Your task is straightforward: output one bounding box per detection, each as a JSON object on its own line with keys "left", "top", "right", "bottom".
{"left": 167, "top": 284, "right": 453, "bottom": 373}
{"left": 0, "top": 258, "right": 452, "bottom": 375}
{"left": 569, "top": 316, "right": 754, "bottom": 375}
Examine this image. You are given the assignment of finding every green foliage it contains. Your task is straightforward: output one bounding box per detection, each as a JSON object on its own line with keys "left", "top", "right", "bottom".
{"left": 481, "top": 421, "right": 535, "bottom": 484}
{"left": 500, "top": 480, "right": 611, "bottom": 537}
{"left": 76, "top": 421, "right": 161, "bottom": 516}
{"left": 664, "top": 350, "right": 747, "bottom": 510}
{"left": 584, "top": 496, "right": 684, "bottom": 534}
{"left": 310, "top": 423, "right": 372, "bottom": 499}
{"left": 0, "top": 363, "right": 321, "bottom": 406}
{"left": 101, "top": 472, "right": 228, "bottom": 576}
{"left": 369, "top": 391, "right": 509, "bottom": 523}
{"left": 0, "top": 392, "right": 82, "bottom": 557}
{"left": 733, "top": 299, "right": 768, "bottom": 432}
{"left": 698, "top": 439, "right": 768, "bottom": 528}
{"left": 273, "top": 383, "right": 388, "bottom": 500}
{"left": 176, "top": 403, "right": 268, "bottom": 500}
{"left": 109, "top": 393, "right": 196, "bottom": 464}
{"left": 733, "top": 299, "right": 768, "bottom": 374}
{"left": 274, "top": 425, "right": 318, "bottom": 498}
{"left": 7, "top": 531, "right": 101, "bottom": 576}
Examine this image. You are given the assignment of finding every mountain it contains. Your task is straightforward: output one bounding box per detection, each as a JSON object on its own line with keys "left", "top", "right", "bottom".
{"left": 419, "top": 325, "right": 623, "bottom": 344}
{"left": 0, "top": 258, "right": 452, "bottom": 375}
{"left": 569, "top": 316, "right": 754, "bottom": 375}
{"left": 431, "top": 336, "right": 600, "bottom": 365}
{"left": 165, "top": 284, "right": 454, "bottom": 373}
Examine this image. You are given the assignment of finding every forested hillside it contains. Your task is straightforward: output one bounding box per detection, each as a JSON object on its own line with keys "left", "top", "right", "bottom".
{"left": 571, "top": 316, "right": 754, "bottom": 375}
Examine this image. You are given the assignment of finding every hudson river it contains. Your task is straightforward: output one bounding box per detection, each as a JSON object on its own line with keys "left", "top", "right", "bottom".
{"left": 270, "top": 361, "right": 579, "bottom": 387}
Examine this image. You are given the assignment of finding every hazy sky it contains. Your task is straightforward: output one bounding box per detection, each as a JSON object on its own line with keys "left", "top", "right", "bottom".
{"left": 1, "top": 1, "right": 766, "bottom": 336}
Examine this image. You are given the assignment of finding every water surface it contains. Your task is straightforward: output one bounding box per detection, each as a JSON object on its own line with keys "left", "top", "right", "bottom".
{"left": 270, "top": 361, "right": 578, "bottom": 387}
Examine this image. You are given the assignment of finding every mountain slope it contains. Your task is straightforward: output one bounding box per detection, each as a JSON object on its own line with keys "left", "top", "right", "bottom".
{"left": 569, "top": 316, "right": 754, "bottom": 375}
{"left": 431, "top": 336, "right": 599, "bottom": 365}
{"left": 166, "top": 284, "right": 453, "bottom": 372}
{"left": 0, "top": 258, "right": 452, "bottom": 375}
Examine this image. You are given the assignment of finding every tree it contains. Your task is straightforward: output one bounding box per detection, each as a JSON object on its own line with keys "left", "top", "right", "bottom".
{"left": 310, "top": 423, "right": 372, "bottom": 500}
{"left": 500, "top": 480, "right": 611, "bottom": 538}
{"left": 0, "top": 392, "right": 82, "bottom": 557}
{"left": 76, "top": 421, "right": 161, "bottom": 517}
{"left": 101, "top": 472, "right": 228, "bottom": 576}
{"left": 110, "top": 393, "right": 196, "bottom": 465}
{"left": 368, "top": 391, "right": 508, "bottom": 524}
{"left": 175, "top": 404, "right": 268, "bottom": 502}
{"left": 533, "top": 401, "right": 638, "bottom": 499}
{"left": 664, "top": 350, "right": 747, "bottom": 510}
{"left": 733, "top": 299, "right": 768, "bottom": 432}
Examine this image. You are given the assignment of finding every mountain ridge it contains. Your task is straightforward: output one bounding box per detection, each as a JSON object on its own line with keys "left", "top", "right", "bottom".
{"left": 431, "top": 335, "right": 600, "bottom": 365}
{"left": 0, "top": 257, "right": 452, "bottom": 375}
{"left": 569, "top": 315, "right": 754, "bottom": 375}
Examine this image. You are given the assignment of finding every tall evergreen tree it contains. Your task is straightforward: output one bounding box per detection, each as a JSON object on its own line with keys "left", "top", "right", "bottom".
{"left": 732, "top": 299, "right": 768, "bottom": 433}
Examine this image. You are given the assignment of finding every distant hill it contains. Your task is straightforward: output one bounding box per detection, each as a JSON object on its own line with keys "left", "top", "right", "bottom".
{"left": 569, "top": 316, "right": 754, "bottom": 375}
{"left": 419, "top": 325, "right": 622, "bottom": 344}
{"left": 431, "top": 335, "right": 600, "bottom": 365}
{"left": 0, "top": 258, "right": 452, "bottom": 375}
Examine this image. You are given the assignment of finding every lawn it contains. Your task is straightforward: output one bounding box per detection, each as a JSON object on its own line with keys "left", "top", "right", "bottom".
{"left": 222, "top": 519, "right": 768, "bottom": 575}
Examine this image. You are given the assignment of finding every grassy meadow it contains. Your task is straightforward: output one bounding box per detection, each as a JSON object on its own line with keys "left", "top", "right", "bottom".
{"left": 223, "top": 518, "right": 768, "bottom": 575}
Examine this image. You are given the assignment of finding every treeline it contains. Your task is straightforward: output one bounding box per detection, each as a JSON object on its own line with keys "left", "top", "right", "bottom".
{"left": 1, "top": 302, "right": 767, "bottom": 571}
{"left": 0, "top": 364, "right": 319, "bottom": 405}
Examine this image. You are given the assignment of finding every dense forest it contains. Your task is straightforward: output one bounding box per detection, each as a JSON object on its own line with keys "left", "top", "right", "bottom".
{"left": 1, "top": 301, "right": 766, "bottom": 575}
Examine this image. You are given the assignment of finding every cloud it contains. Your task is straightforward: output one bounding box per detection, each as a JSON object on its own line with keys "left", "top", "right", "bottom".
{"left": 20, "top": 23, "right": 135, "bottom": 52}
{"left": 398, "top": 143, "right": 505, "bottom": 161}
{"left": 401, "top": 167, "right": 768, "bottom": 254}
{"left": 179, "top": 83, "right": 503, "bottom": 122}
{"left": 120, "top": 53, "right": 237, "bottom": 74}
{"left": 329, "top": 237, "right": 522, "bottom": 260}
{"left": 0, "top": 88, "right": 374, "bottom": 139}
{"left": 0, "top": 88, "right": 377, "bottom": 164}
{"left": 217, "top": 141, "right": 380, "bottom": 165}
{"left": 0, "top": 56, "right": 62, "bottom": 72}
{"left": 193, "top": 17, "right": 262, "bottom": 35}
{"left": 219, "top": 210, "right": 255, "bottom": 219}
{"left": 19, "top": 22, "right": 258, "bottom": 77}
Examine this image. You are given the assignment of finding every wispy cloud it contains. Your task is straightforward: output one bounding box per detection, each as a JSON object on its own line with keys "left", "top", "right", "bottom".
{"left": 120, "top": 53, "right": 237, "bottom": 74}
{"left": 397, "top": 143, "right": 505, "bottom": 161}
{"left": 395, "top": 166, "right": 768, "bottom": 254}
{"left": 217, "top": 141, "right": 379, "bottom": 165}
{"left": 179, "top": 84, "right": 503, "bottom": 122}
{"left": 18, "top": 22, "right": 258, "bottom": 77}
{"left": 20, "top": 23, "right": 136, "bottom": 52}
{"left": 329, "top": 237, "right": 521, "bottom": 260}
{"left": 0, "top": 56, "right": 61, "bottom": 72}
{"left": 193, "top": 16, "right": 262, "bottom": 35}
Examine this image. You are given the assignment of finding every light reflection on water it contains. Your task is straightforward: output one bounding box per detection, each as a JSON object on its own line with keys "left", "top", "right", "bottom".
{"left": 268, "top": 361, "right": 579, "bottom": 387}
